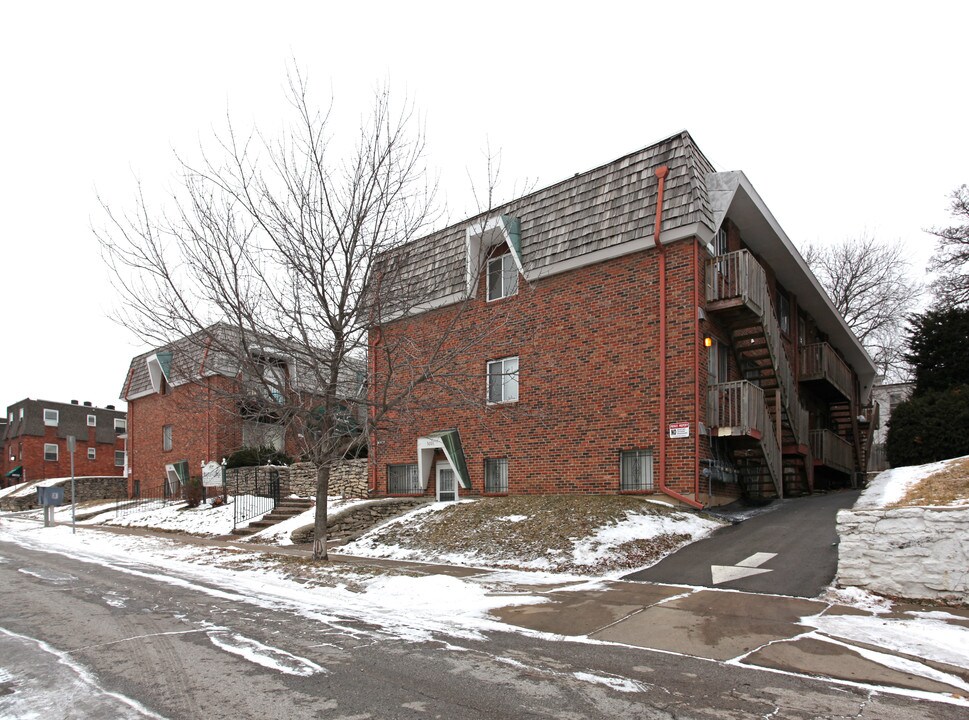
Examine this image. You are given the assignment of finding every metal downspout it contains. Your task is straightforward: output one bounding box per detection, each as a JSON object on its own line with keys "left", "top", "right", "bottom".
{"left": 654, "top": 165, "right": 704, "bottom": 510}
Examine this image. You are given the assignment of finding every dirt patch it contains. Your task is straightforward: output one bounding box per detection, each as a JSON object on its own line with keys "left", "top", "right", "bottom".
{"left": 890, "top": 457, "right": 969, "bottom": 508}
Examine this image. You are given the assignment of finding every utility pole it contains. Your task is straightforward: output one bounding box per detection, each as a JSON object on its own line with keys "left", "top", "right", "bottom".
{"left": 67, "top": 435, "right": 76, "bottom": 534}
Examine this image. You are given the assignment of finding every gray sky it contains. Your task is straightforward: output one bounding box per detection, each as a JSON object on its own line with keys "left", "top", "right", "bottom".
{"left": 1, "top": 1, "right": 965, "bottom": 411}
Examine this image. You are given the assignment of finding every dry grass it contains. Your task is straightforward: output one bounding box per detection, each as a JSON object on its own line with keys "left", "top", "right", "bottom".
{"left": 890, "top": 457, "right": 969, "bottom": 508}
{"left": 353, "top": 495, "right": 711, "bottom": 574}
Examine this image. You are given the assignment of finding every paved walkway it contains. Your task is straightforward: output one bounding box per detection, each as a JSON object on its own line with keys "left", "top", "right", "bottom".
{"left": 15, "top": 517, "right": 969, "bottom": 700}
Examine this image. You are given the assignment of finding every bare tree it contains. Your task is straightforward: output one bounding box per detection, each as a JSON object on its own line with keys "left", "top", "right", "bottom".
{"left": 803, "top": 235, "right": 923, "bottom": 381}
{"left": 928, "top": 184, "right": 969, "bottom": 309}
{"left": 97, "top": 73, "right": 473, "bottom": 560}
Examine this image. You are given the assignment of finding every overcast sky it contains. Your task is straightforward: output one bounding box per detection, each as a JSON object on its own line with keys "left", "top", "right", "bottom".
{"left": 1, "top": 1, "right": 965, "bottom": 412}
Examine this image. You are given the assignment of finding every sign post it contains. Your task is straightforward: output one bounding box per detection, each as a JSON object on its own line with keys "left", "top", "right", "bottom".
{"left": 67, "top": 435, "right": 76, "bottom": 534}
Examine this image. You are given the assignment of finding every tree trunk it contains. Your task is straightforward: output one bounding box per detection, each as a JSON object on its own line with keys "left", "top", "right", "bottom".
{"left": 313, "top": 463, "right": 330, "bottom": 561}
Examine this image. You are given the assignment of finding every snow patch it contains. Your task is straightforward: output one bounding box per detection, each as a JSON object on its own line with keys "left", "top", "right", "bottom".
{"left": 572, "top": 671, "right": 646, "bottom": 693}
{"left": 206, "top": 631, "right": 326, "bottom": 676}
{"left": 856, "top": 455, "right": 969, "bottom": 509}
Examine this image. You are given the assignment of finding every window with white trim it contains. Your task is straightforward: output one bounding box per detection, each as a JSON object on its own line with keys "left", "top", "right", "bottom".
{"left": 19, "top": 408, "right": 23, "bottom": 421}
{"left": 713, "top": 226, "right": 728, "bottom": 256}
{"left": 87, "top": 414, "right": 97, "bottom": 427}
{"left": 387, "top": 464, "right": 421, "bottom": 494}
{"left": 44, "top": 408, "right": 59, "bottom": 426}
{"left": 777, "top": 285, "right": 791, "bottom": 335}
{"left": 487, "top": 252, "right": 518, "bottom": 301}
{"left": 115, "top": 418, "right": 127, "bottom": 434}
{"left": 115, "top": 451, "right": 126, "bottom": 467}
{"left": 44, "top": 443, "right": 58, "bottom": 461}
{"left": 487, "top": 357, "right": 519, "bottom": 404}
{"left": 87, "top": 447, "right": 96, "bottom": 460}
{"left": 484, "top": 458, "right": 508, "bottom": 493}
{"left": 620, "top": 450, "right": 653, "bottom": 491}
{"left": 162, "top": 425, "right": 173, "bottom": 452}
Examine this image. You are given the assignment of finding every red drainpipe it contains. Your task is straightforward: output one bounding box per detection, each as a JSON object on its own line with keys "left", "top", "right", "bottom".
{"left": 654, "top": 165, "right": 704, "bottom": 510}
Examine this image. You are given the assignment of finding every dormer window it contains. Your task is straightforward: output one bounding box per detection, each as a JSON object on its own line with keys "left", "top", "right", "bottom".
{"left": 146, "top": 351, "right": 173, "bottom": 394}
{"left": 487, "top": 251, "right": 518, "bottom": 301}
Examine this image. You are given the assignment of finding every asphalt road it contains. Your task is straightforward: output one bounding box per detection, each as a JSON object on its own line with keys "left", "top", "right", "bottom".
{"left": 1, "top": 527, "right": 960, "bottom": 719}
{"left": 624, "top": 491, "right": 861, "bottom": 596}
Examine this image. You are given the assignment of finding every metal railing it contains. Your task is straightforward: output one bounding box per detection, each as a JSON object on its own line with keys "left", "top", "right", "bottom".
{"left": 706, "top": 250, "right": 809, "bottom": 448}
{"left": 809, "top": 429, "right": 854, "bottom": 475}
{"left": 115, "top": 477, "right": 184, "bottom": 519}
{"left": 226, "top": 466, "right": 280, "bottom": 530}
{"left": 707, "top": 380, "right": 782, "bottom": 497}
{"left": 800, "top": 343, "right": 853, "bottom": 400}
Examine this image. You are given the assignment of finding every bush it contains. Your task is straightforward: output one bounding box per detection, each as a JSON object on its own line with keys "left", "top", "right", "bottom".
{"left": 886, "top": 385, "right": 969, "bottom": 467}
{"left": 225, "top": 446, "right": 293, "bottom": 469}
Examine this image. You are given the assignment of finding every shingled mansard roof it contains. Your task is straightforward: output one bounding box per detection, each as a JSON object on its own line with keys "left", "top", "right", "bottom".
{"left": 122, "top": 323, "right": 364, "bottom": 402}
{"left": 377, "top": 130, "right": 877, "bottom": 394}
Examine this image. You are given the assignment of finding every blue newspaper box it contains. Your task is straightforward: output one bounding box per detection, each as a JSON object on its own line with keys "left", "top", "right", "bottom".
{"left": 37, "top": 486, "right": 65, "bottom": 506}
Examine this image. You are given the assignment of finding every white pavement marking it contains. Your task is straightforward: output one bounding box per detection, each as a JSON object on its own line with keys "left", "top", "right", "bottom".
{"left": 711, "top": 552, "right": 777, "bottom": 584}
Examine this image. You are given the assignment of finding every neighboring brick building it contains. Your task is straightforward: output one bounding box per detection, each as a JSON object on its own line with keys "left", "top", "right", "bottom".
{"left": 121, "top": 323, "right": 363, "bottom": 495}
{"left": 370, "top": 131, "right": 878, "bottom": 507}
{"left": 2, "top": 399, "right": 127, "bottom": 487}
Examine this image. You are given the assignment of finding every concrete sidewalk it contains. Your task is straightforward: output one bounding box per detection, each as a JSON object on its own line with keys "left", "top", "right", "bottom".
{"left": 24, "top": 519, "right": 969, "bottom": 700}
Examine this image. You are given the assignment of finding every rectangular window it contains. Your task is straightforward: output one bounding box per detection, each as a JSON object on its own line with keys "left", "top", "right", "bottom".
{"left": 114, "top": 418, "right": 127, "bottom": 433}
{"left": 707, "top": 339, "right": 729, "bottom": 385}
{"left": 777, "top": 288, "right": 791, "bottom": 335}
{"left": 7, "top": 412, "right": 11, "bottom": 423}
{"left": 484, "top": 458, "right": 509, "bottom": 493}
{"left": 44, "top": 443, "right": 58, "bottom": 462}
{"left": 19, "top": 408, "right": 23, "bottom": 421}
{"left": 487, "top": 356, "right": 519, "bottom": 404}
{"left": 620, "top": 450, "right": 653, "bottom": 491}
{"left": 162, "top": 425, "right": 173, "bottom": 452}
{"left": 713, "top": 226, "right": 728, "bottom": 256}
{"left": 387, "top": 464, "right": 421, "bottom": 494}
{"left": 798, "top": 316, "right": 807, "bottom": 347}
{"left": 87, "top": 414, "right": 97, "bottom": 427}
{"left": 44, "top": 408, "right": 59, "bottom": 426}
{"left": 115, "top": 451, "right": 126, "bottom": 467}
{"left": 487, "top": 253, "right": 519, "bottom": 301}
{"left": 87, "top": 447, "right": 96, "bottom": 460}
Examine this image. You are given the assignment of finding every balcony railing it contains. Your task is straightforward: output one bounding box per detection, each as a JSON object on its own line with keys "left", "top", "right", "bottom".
{"left": 809, "top": 429, "right": 854, "bottom": 475}
{"left": 800, "top": 342, "right": 853, "bottom": 401}
{"left": 708, "top": 380, "right": 782, "bottom": 497}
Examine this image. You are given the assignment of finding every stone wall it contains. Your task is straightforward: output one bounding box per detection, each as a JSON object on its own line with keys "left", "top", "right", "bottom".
{"left": 0, "top": 476, "right": 128, "bottom": 511}
{"left": 837, "top": 507, "right": 969, "bottom": 604}
{"left": 290, "top": 498, "right": 428, "bottom": 543}
{"left": 224, "top": 459, "right": 368, "bottom": 500}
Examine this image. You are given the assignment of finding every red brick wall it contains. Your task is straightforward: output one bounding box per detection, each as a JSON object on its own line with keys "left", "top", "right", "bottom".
{"left": 372, "top": 238, "right": 712, "bottom": 499}
{"left": 128, "top": 376, "right": 243, "bottom": 492}
{"left": 3, "top": 428, "right": 125, "bottom": 484}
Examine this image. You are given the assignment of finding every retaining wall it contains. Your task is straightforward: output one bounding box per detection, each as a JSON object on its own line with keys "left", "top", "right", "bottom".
{"left": 837, "top": 506, "right": 969, "bottom": 604}
{"left": 224, "top": 459, "right": 368, "bottom": 500}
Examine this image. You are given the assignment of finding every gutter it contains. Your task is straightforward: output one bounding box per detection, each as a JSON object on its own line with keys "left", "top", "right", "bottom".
{"left": 653, "top": 165, "right": 704, "bottom": 510}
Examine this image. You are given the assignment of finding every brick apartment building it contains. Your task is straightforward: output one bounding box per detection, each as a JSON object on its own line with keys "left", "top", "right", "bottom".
{"left": 369, "top": 131, "right": 877, "bottom": 507}
{"left": 2, "top": 399, "right": 127, "bottom": 487}
{"left": 121, "top": 323, "right": 364, "bottom": 495}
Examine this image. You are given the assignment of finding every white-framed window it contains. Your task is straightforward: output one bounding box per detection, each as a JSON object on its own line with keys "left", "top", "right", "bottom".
{"left": 620, "top": 450, "right": 654, "bottom": 491}
{"left": 777, "top": 287, "right": 791, "bottom": 335}
{"left": 163, "top": 425, "right": 173, "bottom": 452}
{"left": 487, "top": 252, "right": 519, "bottom": 301}
{"left": 387, "top": 464, "right": 421, "bottom": 494}
{"left": 44, "top": 443, "right": 58, "bottom": 462}
{"left": 87, "top": 447, "right": 96, "bottom": 460}
{"left": 43, "top": 408, "right": 59, "bottom": 427}
{"left": 484, "top": 458, "right": 508, "bottom": 493}
{"left": 87, "top": 414, "right": 97, "bottom": 427}
{"left": 114, "top": 418, "right": 127, "bottom": 434}
{"left": 487, "top": 356, "right": 519, "bottom": 404}
{"left": 19, "top": 408, "right": 23, "bottom": 421}
{"left": 713, "top": 226, "right": 728, "bottom": 256}
{"left": 115, "top": 451, "right": 126, "bottom": 467}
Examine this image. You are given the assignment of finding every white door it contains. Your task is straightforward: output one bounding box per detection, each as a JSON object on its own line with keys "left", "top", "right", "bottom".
{"left": 436, "top": 464, "right": 458, "bottom": 502}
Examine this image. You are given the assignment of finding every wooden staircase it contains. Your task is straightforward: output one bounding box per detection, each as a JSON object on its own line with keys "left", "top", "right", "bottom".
{"left": 706, "top": 250, "right": 814, "bottom": 499}
{"left": 231, "top": 497, "right": 314, "bottom": 537}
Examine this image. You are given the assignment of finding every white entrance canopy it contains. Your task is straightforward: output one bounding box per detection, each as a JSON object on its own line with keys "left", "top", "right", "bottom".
{"left": 417, "top": 430, "right": 471, "bottom": 490}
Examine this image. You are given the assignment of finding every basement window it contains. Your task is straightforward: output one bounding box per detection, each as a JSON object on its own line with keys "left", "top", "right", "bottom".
{"left": 620, "top": 450, "right": 653, "bottom": 492}
{"left": 484, "top": 458, "right": 509, "bottom": 493}
{"left": 387, "top": 464, "right": 421, "bottom": 494}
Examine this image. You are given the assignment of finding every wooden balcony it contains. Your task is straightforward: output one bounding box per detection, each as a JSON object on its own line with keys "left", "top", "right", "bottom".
{"left": 809, "top": 429, "right": 854, "bottom": 475}
{"left": 800, "top": 342, "right": 853, "bottom": 402}
{"left": 705, "top": 250, "right": 766, "bottom": 316}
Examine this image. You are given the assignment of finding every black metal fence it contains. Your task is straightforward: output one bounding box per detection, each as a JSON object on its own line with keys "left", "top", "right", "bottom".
{"left": 227, "top": 466, "right": 280, "bottom": 531}
{"left": 115, "top": 476, "right": 184, "bottom": 519}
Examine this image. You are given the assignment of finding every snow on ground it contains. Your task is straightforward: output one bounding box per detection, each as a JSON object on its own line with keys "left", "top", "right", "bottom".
{"left": 100, "top": 496, "right": 270, "bottom": 536}
{"left": 243, "top": 496, "right": 369, "bottom": 545}
{"left": 857, "top": 455, "right": 968, "bottom": 509}
{"left": 0, "top": 519, "right": 546, "bottom": 643}
{"left": 0, "top": 481, "right": 28, "bottom": 500}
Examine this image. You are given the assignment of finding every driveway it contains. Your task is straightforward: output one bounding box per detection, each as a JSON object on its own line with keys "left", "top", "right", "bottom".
{"left": 624, "top": 490, "right": 861, "bottom": 597}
